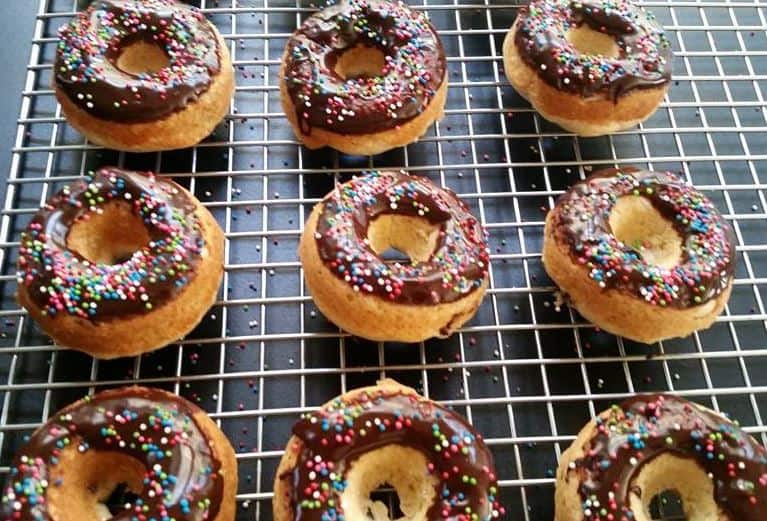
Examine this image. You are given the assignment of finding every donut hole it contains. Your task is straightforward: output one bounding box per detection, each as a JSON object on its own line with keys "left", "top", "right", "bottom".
{"left": 115, "top": 38, "right": 170, "bottom": 75}
{"left": 648, "top": 490, "right": 685, "bottom": 520}
{"left": 566, "top": 25, "right": 621, "bottom": 58}
{"left": 67, "top": 201, "right": 151, "bottom": 265}
{"left": 46, "top": 446, "right": 146, "bottom": 520}
{"left": 628, "top": 453, "right": 720, "bottom": 520}
{"left": 367, "top": 214, "right": 442, "bottom": 263}
{"left": 333, "top": 44, "right": 388, "bottom": 80}
{"left": 378, "top": 247, "right": 412, "bottom": 263}
{"left": 104, "top": 482, "right": 142, "bottom": 517}
{"left": 368, "top": 483, "right": 405, "bottom": 519}
{"left": 609, "top": 196, "right": 683, "bottom": 269}
{"left": 340, "top": 445, "right": 438, "bottom": 521}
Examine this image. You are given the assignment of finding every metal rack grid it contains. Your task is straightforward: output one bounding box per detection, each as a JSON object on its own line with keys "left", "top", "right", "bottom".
{"left": 1, "top": 0, "right": 767, "bottom": 519}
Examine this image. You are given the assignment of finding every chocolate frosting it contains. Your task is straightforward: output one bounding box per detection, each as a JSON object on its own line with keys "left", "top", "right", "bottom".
{"left": 284, "top": 0, "right": 446, "bottom": 135}
{"left": 54, "top": 0, "right": 221, "bottom": 123}
{"left": 550, "top": 168, "right": 735, "bottom": 308}
{"left": 285, "top": 388, "right": 503, "bottom": 520}
{"left": 569, "top": 394, "right": 767, "bottom": 520}
{"left": 0, "top": 387, "right": 224, "bottom": 521}
{"left": 17, "top": 167, "right": 206, "bottom": 321}
{"left": 514, "top": 0, "right": 672, "bottom": 100}
{"left": 314, "top": 170, "right": 489, "bottom": 305}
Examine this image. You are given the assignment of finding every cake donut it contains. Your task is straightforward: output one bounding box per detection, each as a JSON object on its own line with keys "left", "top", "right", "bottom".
{"left": 556, "top": 394, "right": 767, "bottom": 520}
{"left": 281, "top": 0, "right": 447, "bottom": 155}
{"left": 16, "top": 167, "right": 225, "bottom": 358}
{"left": 299, "top": 170, "right": 490, "bottom": 342}
{"left": 503, "top": 0, "right": 673, "bottom": 136}
{"left": 0, "top": 386, "right": 237, "bottom": 521}
{"left": 273, "top": 379, "right": 504, "bottom": 521}
{"left": 543, "top": 168, "right": 735, "bottom": 343}
{"left": 54, "top": 0, "right": 234, "bottom": 152}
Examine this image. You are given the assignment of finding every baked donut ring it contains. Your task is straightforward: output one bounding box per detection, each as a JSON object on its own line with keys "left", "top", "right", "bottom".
{"left": 503, "top": 0, "right": 672, "bottom": 136}
{"left": 16, "top": 167, "right": 224, "bottom": 358}
{"left": 54, "top": 0, "right": 234, "bottom": 152}
{"left": 556, "top": 394, "right": 767, "bottom": 520}
{"left": 0, "top": 386, "right": 237, "bottom": 521}
{"left": 299, "top": 170, "right": 490, "bottom": 342}
{"left": 280, "top": 0, "right": 447, "bottom": 155}
{"left": 273, "top": 379, "right": 504, "bottom": 521}
{"left": 543, "top": 168, "right": 735, "bottom": 343}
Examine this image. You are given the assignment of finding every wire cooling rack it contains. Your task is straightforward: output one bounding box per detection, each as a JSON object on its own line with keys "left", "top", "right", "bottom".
{"left": 1, "top": 0, "right": 767, "bottom": 519}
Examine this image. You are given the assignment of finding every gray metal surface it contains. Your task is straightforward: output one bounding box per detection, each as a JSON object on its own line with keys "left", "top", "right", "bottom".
{"left": 1, "top": 0, "right": 767, "bottom": 519}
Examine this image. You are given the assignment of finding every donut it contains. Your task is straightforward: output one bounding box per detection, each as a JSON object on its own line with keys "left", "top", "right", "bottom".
{"left": 503, "top": 0, "right": 672, "bottom": 136}
{"left": 16, "top": 167, "right": 225, "bottom": 358}
{"left": 0, "top": 386, "right": 237, "bottom": 521}
{"left": 273, "top": 378, "right": 504, "bottom": 521}
{"left": 543, "top": 167, "right": 735, "bottom": 343}
{"left": 280, "top": 0, "right": 447, "bottom": 155}
{"left": 556, "top": 394, "right": 767, "bottom": 520}
{"left": 299, "top": 170, "right": 490, "bottom": 342}
{"left": 53, "top": 0, "right": 234, "bottom": 152}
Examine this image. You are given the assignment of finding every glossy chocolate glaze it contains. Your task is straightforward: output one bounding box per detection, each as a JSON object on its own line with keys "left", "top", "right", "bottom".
{"left": 17, "top": 167, "right": 205, "bottom": 321}
{"left": 550, "top": 168, "right": 735, "bottom": 308}
{"left": 55, "top": 0, "right": 221, "bottom": 123}
{"left": 284, "top": 0, "right": 446, "bottom": 134}
{"left": 314, "top": 170, "right": 489, "bottom": 305}
{"left": 0, "top": 387, "right": 224, "bottom": 521}
{"left": 514, "top": 0, "right": 672, "bottom": 100}
{"left": 286, "top": 389, "right": 502, "bottom": 520}
{"left": 569, "top": 394, "right": 767, "bottom": 520}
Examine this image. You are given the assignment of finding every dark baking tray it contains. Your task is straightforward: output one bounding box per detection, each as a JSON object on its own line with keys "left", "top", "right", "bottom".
{"left": 1, "top": 0, "right": 767, "bottom": 519}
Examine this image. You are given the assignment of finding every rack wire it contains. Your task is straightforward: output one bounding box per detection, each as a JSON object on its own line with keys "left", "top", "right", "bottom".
{"left": 1, "top": 0, "right": 766, "bottom": 519}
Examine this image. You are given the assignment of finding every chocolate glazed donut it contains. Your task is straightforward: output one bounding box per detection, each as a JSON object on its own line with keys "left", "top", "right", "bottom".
{"left": 515, "top": 0, "right": 672, "bottom": 100}
{"left": 542, "top": 168, "right": 735, "bottom": 343}
{"left": 280, "top": 0, "right": 448, "bottom": 155}
{"left": 503, "top": 0, "right": 673, "bottom": 135}
{"left": 20, "top": 169, "right": 205, "bottom": 319}
{"left": 273, "top": 379, "right": 505, "bottom": 521}
{"left": 555, "top": 394, "right": 767, "bottom": 520}
{"left": 0, "top": 386, "right": 237, "bottom": 521}
{"left": 299, "top": 170, "right": 490, "bottom": 341}
{"left": 315, "top": 171, "right": 487, "bottom": 305}
{"left": 16, "top": 167, "right": 225, "bottom": 358}
{"left": 53, "top": 0, "right": 234, "bottom": 151}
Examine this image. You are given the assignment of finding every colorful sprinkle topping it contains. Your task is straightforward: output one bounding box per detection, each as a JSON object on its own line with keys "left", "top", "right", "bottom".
{"left": 514, "top": 0, "right": 672, "bottom": 100}
{"left": 17, "top": 167, "right": 206, "bottom": 320}
{"left": 551, "top": 168, "right": 735, "bottom": 308}
{"left": 55, "top": 0, "right": 221, "bottom": 122}
{"left": 314, "top": 170, "right": 489, "bottom": 305}
{"left": 569, "top": 394, "right": 767, "bottom": 520}
{"left": 284, "top": 0, "right": 446, "bottom": 134}
{"left": 0, "top": 387, "right": 224, "bottom": 521}
{"left": 287, "top": 384, "right": 504, "bottom": 520}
